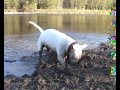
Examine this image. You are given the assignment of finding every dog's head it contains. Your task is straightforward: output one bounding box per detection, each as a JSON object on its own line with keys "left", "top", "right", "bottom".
{"left": 69, "top": 44, "right": 88, "bottom": 64}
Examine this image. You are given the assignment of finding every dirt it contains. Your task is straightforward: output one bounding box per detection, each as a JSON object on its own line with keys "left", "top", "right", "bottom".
{"left": 4, "top": 43, "right": 116, "bottom": 90}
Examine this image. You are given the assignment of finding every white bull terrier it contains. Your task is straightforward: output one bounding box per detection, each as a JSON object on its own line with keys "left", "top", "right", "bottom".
{"left": 29, "top": 21, "right": 88, "bottom": 66}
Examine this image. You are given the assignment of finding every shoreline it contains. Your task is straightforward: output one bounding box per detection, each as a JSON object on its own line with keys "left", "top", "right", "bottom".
{"left": 4, "top": 9, "right": 111, "bottom": 15}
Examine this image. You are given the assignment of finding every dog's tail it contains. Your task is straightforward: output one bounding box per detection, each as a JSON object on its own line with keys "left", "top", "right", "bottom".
{"left": 28, "top": 21, "right": 44, "bottom": 33}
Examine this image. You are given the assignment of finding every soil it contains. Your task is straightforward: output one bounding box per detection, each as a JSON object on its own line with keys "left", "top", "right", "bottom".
{"left": 4, "top": 43, "right": 116, "bottom": 90}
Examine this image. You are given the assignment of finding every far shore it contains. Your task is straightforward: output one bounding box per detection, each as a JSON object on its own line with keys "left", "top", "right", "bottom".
{"left": 4, "top": 9, "right": 111, "bottom": 15}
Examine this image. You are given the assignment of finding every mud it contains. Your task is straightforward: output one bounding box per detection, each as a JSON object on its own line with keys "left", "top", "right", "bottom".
{"left": 4, "top": 43, "right": 116, "bottom": 90}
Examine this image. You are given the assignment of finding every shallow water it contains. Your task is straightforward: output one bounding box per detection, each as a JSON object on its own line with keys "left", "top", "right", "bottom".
{"left": 4, "top": 14, "right": 115, "bottom": 77}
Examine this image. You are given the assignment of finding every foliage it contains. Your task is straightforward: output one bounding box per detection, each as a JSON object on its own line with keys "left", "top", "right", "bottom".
{"left": 4, "top": 0, "right": 19, "bottom": 9}
{"left": 4, "top": 0, "right": 115, "bottom": 10}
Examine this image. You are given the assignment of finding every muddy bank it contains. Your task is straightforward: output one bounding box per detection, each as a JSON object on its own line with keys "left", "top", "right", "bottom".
{"left": 4, "top": 43, "right": 116, "bottom": 90}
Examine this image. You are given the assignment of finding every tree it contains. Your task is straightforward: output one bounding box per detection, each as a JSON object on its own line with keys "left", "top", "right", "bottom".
{"left": 63, "top": 0, "right": 71, "bottom": 8}
{"left": 4, "top": 0, "right": 10, "bottom": 9}
{"left": 19, "top": 0, "right": 37, "bottom": 11}
{"left": 4, "top": 0, "right": 19, "bottom": 9}
{"left": 37, "top": 0, "right": 48, "bottom": 9}
{"left": 46, "top": 0, "right": 58, "bottom": 9}
{"left": 57, "top": 0, "right": 63, "bottom": 9}
{"left": 4, "top": 0, "right": 115, "bottom": 10}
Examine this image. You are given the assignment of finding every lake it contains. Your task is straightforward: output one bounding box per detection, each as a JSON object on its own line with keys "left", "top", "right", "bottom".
{"left": 4, "top": 14, "right": 115, "bottom": 77}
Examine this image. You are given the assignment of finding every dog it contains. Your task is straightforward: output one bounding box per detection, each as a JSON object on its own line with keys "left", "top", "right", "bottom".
{"left": 28, "top": 21, "right": 88, "bottom": 66}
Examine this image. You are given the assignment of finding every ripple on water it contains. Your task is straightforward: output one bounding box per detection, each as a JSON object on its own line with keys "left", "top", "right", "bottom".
{"left": 4, "top": 34, "right": 39, "bottom": 77}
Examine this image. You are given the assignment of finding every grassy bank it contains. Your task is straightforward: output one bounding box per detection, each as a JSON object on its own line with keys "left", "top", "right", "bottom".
{"left": 4, "top": 9, "right": 111, "bottom": 15}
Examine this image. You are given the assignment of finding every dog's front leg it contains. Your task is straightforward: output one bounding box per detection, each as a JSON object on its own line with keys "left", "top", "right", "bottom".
{"left": 57, "top": 55, "right": 65, "bottom": 66}
{"left": 39, "top": 45, "right": 44, "bottom": 59}
{"left": 46, "top": 47, "right": 50, "bottom": 52}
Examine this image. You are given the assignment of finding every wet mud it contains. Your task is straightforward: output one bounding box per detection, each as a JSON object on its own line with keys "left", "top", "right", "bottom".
{"left": 4, "top": 43, "right": 116, "bottom": 90}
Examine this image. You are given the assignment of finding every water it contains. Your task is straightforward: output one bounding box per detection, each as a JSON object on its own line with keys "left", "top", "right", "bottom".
{"left": 4, "top": 14, "right": 115, "bottom": 77}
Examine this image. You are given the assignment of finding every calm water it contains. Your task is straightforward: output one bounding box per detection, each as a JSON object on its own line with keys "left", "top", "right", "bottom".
{"left": 4, "top": 14, "right": 115, "bottom": 77}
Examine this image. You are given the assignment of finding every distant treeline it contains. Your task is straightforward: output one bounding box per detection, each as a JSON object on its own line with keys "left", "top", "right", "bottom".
{"left": 4, "top": 0, "right": 116, "bottom": 11}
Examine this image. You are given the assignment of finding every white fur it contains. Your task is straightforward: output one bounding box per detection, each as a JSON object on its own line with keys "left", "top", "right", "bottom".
{"left": 28, "top": 21, "right": 88, "bottom": 65}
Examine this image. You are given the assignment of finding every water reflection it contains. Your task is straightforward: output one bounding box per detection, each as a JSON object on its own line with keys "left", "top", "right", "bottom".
{"left": 4, "top": 14, "right": 115, "bottom": 35}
